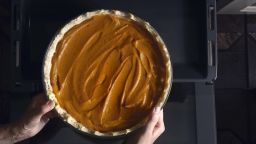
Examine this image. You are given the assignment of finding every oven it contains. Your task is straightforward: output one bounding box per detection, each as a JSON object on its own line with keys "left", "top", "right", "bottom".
{"left": 10, "top": 0, "right": 217, "bottom": 143}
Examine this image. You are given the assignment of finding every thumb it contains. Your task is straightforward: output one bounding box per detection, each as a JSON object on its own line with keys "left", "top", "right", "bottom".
{"left": 36, "top": 100, "right": 55, "bottom": 118}
{"left": 145, "top": 107, "right": 161, "bottom": 132}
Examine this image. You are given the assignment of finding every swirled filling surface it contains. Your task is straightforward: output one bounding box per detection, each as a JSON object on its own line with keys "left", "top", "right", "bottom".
{"left": 50, "top": 14, "right": 167, "bottom": 132}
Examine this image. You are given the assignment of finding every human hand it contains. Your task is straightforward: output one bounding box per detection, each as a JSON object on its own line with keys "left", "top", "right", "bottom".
{"left": 12, "top": 93, "right": 55, "bottom": 142}
{"left": 125, "top": 107, "right": 165, "bottom": 144}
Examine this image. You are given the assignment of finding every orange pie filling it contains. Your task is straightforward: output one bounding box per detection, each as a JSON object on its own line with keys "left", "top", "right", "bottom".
{"left": 50, "top": 14, "right": 168, "bottom": 132}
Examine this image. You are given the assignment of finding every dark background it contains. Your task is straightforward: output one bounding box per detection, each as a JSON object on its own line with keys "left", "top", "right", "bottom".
{"left": 1, "top": 0, "right": 256, "bottom": 143}
{"left": 216, "top": 13, "right": 256, "bottom": 144}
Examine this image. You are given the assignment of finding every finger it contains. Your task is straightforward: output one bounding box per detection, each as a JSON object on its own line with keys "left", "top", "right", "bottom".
{"left": 38, "top": 101, "right": 55, "bottom": 126}
{"left": 34, "top": 100, "right": 55, "bottom": 119}
{"left": 153, "top": 110, "right": 165, "bottom": 140}
{"left": 41, "top": 100, "right": 55, "bottom": 114}
{"left": 43, "top": 110, "right": 57, "bottom": 119}
{"left": 145, "top": 107, "right": 161, "bottom": 132}
{"left": 41, "top": 114, "right": 50, "bottom": 125}
{"left": 154, "top": 109, "right": 164, "bottom": 128}
{"left": 159, "top": 109, "right": 164, "bottom": 125}
{"left": 30, "top": 93, "right": 47, "bottom": 108}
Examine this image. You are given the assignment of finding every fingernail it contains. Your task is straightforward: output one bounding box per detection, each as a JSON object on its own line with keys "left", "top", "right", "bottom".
{"left": 44, "top": 118, "right": 50, "bottom": 123}
{"left": 47, "top": 100, "right": 55, "bottom": 109}
{"left": 153, "top": 107, "right": 161, "bottom": 113}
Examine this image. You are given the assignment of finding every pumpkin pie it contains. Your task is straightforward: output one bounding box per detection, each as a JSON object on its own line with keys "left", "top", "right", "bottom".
{"left": 43, "top": 10, "right": 172, "bottom": 136}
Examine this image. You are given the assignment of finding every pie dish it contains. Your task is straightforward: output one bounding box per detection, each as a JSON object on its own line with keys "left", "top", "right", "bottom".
{"left": 43, "top": 10, "right": 172, "bottom": 137}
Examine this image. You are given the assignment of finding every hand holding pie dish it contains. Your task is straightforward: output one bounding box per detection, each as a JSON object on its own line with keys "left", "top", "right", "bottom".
{"left": 43, "top": 10, "right": 172, "bottom": 137}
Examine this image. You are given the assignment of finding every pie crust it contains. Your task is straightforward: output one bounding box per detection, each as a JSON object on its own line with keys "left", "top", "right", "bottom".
{"left": 43, "top": 10, "right": 172, "bottom": 136}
